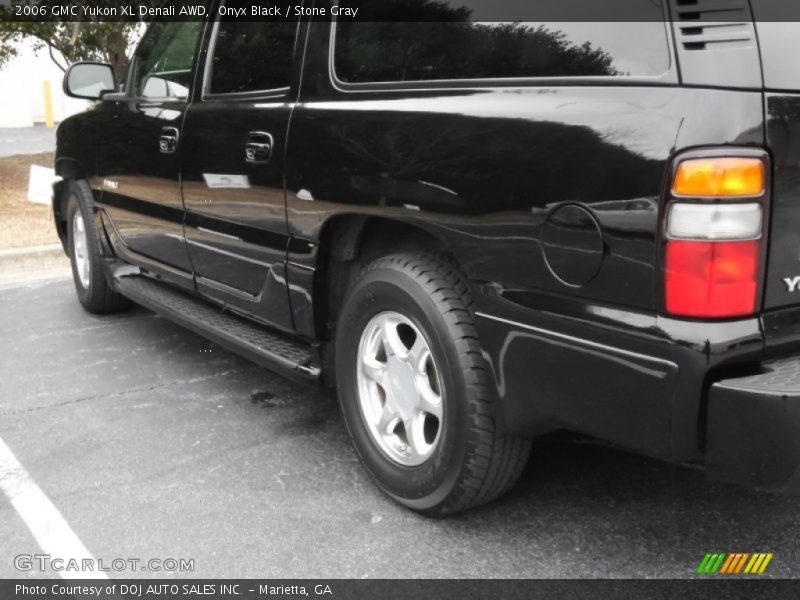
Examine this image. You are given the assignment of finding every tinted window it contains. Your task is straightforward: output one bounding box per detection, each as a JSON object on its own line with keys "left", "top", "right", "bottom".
{"left": 134, "top": 22, "right": 203, "bottom": 99}
{"left": 208, "top": 8, "right": 298, "bottom": 94}
{"left": 334, "top": 1, "right": 670, "bottom": 83}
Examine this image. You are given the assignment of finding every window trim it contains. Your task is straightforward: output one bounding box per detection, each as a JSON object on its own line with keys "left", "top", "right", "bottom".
{"left": 201, "top": 4, "right": 301, "bottom": 101}
{"left": 327, "top": 15, "right": 678, "bottom": 93}
{"left": 125, "top": 21, "right": 207, "bottom": 103}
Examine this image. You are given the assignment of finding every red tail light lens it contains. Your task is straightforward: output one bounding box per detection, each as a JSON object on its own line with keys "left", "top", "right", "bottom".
{"left": 665, "top": 240, "right": 759, "bottom": 318}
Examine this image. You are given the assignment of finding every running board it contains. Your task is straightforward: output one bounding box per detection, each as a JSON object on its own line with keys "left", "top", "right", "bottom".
{"left": 114, "top": 273, "right": 320, "bottom": 385}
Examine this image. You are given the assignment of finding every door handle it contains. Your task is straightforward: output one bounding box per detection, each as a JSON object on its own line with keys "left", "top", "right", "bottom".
{"left": 159, "top": 127, "right": 179, "bottom": 154}
{"left": 245, "top": 131, "right": 274, "bottom": 164}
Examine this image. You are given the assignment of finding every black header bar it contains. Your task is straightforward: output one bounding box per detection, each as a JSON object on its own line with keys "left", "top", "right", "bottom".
{"left": 2, "top": 0, "right": 800, "bottom": 23}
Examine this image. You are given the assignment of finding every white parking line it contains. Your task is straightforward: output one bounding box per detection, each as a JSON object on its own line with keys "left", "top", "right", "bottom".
{"left": 0, "top": 436, "right": 107, "bottom": 580}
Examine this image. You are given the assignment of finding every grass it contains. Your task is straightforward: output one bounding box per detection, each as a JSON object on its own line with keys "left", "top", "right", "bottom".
{"left": 0, "top": 152, "right": 59, "bottom": 249}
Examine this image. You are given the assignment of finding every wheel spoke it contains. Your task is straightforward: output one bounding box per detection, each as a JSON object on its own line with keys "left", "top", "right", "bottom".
{"left": 381, "top": 317, "right": 408, "bottom": 359}
{"left": 361, "top": 357, "right": 386, "bottom": 386}
{"left": 377, "top": 402, "right": 400, "bottom": 436}
{"left": 411, "top": 340, "right": 442, "bottom": 418}
{"left": 408, "top": 336, "right": 428, "bottom": 368}
{"left": 416, "top": 382, "right": 443, "bottom": 419}
{"left": 404, "top": 414, "right": 430, "bottom": 459}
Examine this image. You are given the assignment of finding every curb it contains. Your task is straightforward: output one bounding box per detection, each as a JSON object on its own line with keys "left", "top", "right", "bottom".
{"left": 0, "top": 243, "right": 69, "bottom": 276}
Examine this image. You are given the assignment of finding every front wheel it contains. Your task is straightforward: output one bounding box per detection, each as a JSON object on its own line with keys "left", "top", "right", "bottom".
{"left": 66, "top": 181, "right": 130, "bottom": 314}
{"left": 335, "top": 253, "right": 531, "bottom": 515}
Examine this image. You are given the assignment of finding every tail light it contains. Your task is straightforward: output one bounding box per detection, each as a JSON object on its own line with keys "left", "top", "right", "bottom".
{"left": 673, "top": 157, "right": 765, "bottom": 197}
{"left": 664, "top": 153, "right": 767, "bottom": 319}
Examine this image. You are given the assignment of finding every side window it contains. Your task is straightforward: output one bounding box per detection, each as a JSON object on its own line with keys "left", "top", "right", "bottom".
{"left": 334, "top": 1, "right": 671, "bottom": 83}
{"left": 133, "top": 21, "right": 204, "bottom": 99}
{"left": 207, "top": 4, "right": 299, "bottom": 95}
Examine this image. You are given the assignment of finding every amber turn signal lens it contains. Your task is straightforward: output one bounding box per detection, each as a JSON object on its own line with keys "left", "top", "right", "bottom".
{"left": 673, "top": 157, "right": 765, "bottom": 197}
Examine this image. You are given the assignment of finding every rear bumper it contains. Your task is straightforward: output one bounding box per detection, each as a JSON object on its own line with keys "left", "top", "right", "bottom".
{"left": 707, "top": 354, "right": 800, "bottom": 492}
{"left": 471, "top": 284, "right": 764, "bottom": 462}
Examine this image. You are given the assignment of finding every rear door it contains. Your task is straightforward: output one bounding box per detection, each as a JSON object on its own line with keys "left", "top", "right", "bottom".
{"left": 180, "top": 3, "right": 301, "bottom": 328}
{"left": 96, "top": 21, "right": 205, "bottom": 290}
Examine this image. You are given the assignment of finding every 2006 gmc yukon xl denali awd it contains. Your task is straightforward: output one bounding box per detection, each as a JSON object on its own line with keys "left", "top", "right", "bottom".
{"left": 53, "top": 0, "right": 800, "bottom": 514}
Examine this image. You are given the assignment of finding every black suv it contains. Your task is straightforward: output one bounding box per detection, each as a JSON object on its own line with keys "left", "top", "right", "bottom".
{"left": 54, "top": 0, "right": 800, "bottom": 514}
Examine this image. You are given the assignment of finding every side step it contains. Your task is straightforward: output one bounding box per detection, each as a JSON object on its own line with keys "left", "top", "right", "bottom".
{"left": 114, "top": 274, "right": 320, "bottom": 385}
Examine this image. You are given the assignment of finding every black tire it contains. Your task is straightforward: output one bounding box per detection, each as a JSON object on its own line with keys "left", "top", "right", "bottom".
{"left": 65, "top": 180, "right": 130, "bottom": 314}
{"left": 335, "top": 253, "right": 531, "bottom": 515}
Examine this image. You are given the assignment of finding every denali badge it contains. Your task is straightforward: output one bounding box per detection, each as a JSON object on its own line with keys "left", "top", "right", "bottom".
{"left": 783, "top": 276, "right": 800, "bottom": 292}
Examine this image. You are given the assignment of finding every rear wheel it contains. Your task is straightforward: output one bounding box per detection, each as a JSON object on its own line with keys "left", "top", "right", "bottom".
{"left": 335, "top": 253, "right": 531, "bottom": 515}
{"left": 66, "top": 181, "right": 130, "bottom": 314}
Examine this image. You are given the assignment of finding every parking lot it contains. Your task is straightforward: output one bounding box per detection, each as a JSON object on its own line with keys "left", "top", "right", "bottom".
{"left": 1, "top": 276, "right": 799, "bottom": 579}
{"left": 0, "top": 127, "right": 55, "bottom": 158}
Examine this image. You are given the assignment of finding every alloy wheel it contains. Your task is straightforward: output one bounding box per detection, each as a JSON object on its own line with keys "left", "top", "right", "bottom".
{"left": 356, "top": 311, "right": 444, "bottom": 466}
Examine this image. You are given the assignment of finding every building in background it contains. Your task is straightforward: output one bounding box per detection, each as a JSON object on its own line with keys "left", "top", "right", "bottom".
{"left": 0, "top": 39, "right": 88, "bottom": 128}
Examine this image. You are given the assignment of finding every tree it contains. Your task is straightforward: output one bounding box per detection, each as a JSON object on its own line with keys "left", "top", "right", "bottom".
{"left": 336, "top": 0, "right": 621, "bottom": 82}
{"left": 0, "top": 3, "right": 143, "bottom": 80}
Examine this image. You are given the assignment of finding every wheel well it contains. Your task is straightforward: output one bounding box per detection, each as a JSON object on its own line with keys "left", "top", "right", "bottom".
{"left": 53, "top": 161, "right": 86, "bottom": 253}
{"left": 314, "top": 216, "right": 449, "bottom": 341}
{"left": 55, "top": 158, "right": 85, "bottom": 182}
{"left": 53, "top": 180, "right": 70, "bottom": 253}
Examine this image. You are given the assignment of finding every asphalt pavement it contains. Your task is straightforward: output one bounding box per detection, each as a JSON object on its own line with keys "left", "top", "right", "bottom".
{"left": 0, "top": 126, "right": 56, "bottom": 157}
{"left": 1, "top": 276, "right": 799, "bottom": 579}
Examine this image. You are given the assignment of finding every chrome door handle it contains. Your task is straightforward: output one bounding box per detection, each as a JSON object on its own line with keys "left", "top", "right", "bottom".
{"left": 159, "top": 127, "right": 179, "bottom": 154}
{"left": 245, "top": 131, "right": 273, "bottom": 164}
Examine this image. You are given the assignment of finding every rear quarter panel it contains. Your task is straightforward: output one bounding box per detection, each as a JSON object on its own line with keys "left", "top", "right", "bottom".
{"left": 284, "top": 21, "right": 766, "bottom": 459}
{"left": 287, "top": 22, "right": 765, "bottom": 317}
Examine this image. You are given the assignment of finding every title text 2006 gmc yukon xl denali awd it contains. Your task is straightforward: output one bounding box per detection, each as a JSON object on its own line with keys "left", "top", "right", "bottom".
{"left": 52, "top": 0, "right": 800, "bottom": 514}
